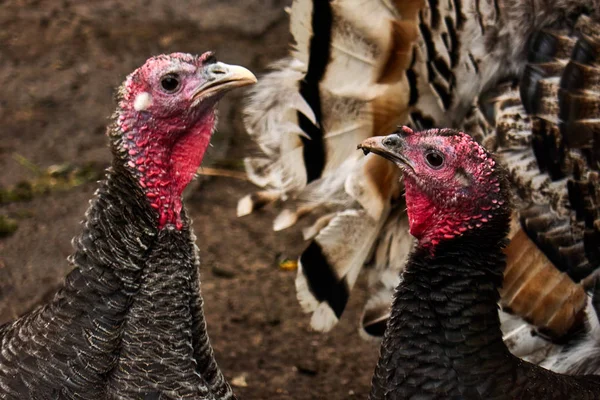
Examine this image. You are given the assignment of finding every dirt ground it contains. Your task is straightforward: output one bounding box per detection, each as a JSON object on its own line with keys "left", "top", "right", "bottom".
{"left": 0, "top": 1, "right": 380, "bottom": 398}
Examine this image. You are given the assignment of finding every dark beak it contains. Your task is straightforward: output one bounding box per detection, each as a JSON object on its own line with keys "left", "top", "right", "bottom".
{"left": 192, "top": 62, "right": 257, "bottom": 105}
{"left": 357, "top": 134, "right": 414, "bottom": 172}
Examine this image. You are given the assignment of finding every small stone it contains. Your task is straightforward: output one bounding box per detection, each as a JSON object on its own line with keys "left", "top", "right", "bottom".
{"left": 231, "top": 374, "right": 248, "bottom": 388}
{"left": 295, "top": 359, "right": 318, "bottom": 376}
{"left": 212, "top": 264, "right": 237, "bottom": 279}
{"left": 251, "top": 334, "right": 263, "bottom": 346}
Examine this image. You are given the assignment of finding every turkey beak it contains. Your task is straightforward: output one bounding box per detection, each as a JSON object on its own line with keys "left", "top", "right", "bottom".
{"left": 192, "top": 62, "right": 257, "bottom": 106}
{"left": 358, "top": 134, "right": 414, "bottom": 172}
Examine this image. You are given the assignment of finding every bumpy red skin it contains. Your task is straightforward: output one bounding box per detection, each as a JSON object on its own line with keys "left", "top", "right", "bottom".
{"left": 398, "top": 126, "right": 506, "bottom": 251}
{"left": 115, "top": 52, "right": 216, "bottom": 230}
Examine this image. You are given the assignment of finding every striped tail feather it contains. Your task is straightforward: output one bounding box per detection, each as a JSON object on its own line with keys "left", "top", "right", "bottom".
{"left": 296, "top": 208, "right": 382, "bottom": 332}
{"left": 239, "top": 0, "right": 423, "bottom": 218}
{"left": 360, "top": 204, "right": 413, "bottom": 340}
{"left": 500, "top": 226, "right": 588, "bottom": 339}
{"left": 295, "top": 154, "right": 402, "bottom": 332}
{"left": 476, "top": 21, "right": 600, "bottom": 362}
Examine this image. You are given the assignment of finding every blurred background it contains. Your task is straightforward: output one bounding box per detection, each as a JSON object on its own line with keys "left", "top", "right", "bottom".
{"left": 0, "top": 1, "right": 379, "bottom": 398}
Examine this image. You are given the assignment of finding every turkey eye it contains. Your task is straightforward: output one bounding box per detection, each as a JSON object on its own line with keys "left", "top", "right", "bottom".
{"left": 204, "top": 54, "right": 217, "bottom": 65}
{"left": 160, "top": 74, "right": 180, "bottom": 93}
{"left": 425, "top": 150, "right": 444, "bottom": 169}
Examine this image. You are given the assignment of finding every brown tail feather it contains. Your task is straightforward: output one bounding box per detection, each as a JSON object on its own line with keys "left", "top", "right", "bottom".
{"left": 391, "top": 0, "right": 424, "bottom": 19}
{"left": 501, "top": 228, "right": 588, "bottom": 338}
{"left": 377, "top": 19, "right": 420, "bottom": 84}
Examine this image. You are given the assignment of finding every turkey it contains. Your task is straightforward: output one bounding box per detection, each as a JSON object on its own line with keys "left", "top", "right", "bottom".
{"left": 362, "top": 127, "right": 600, "bottom": 399}
{"left": 237, "top": 0, "right": 600, "bottom": 357}
{"left": 0, "top": 52, "right": 256, "bottom": 399}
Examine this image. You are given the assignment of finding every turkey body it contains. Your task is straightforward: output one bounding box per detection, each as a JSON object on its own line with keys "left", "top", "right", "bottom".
{"left": 0, "top": 53, "right": 254, "bottom": 399}
{"left": 360, "top": 129, "right": 600, "bottom": 399}
{"left": 0, "top": 170, "right": 233, "bottom": 400}
{"left": 107, "top": 217, "right": 232, "bottom": 399}
{"left": 0, "top": 167, "right": 157, "bottom": 399}
{"left": 370, "top": 235, "right": 600, "bottom": 400}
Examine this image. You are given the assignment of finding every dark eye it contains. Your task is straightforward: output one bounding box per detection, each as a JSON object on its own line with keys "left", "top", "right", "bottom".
{"left": 160, "top": 74, "right": 180, "bottom": 93}
{"left": 425, "top": 150, "right": 444, "bottom": 169}
{"left": 204, "top": 54, "right": 217, "bottom": 65}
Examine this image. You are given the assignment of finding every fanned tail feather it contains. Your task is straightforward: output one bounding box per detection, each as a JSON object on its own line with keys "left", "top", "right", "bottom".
{"left": 239, "top": 0, "right": 424, "bottom": 332}
{"left": 360, "top": 288, "right": 393, "bottom": 340}
{"left": 294, "top": 154, "right": 403, "bottom": 332}
{"left": 295, "top": 208, "right": 384, "bottom": 332}
{"left": 240, "top": 0, "right": 600, "bottom": 351}
{"left": 359, "top": 203, "right": 412, "bottom": 339}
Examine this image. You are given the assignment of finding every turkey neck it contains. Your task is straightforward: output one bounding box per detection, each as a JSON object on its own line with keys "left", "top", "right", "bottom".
{"left": 108, "top": 216, "right": 235, "bottom": 399}
{"left": 70, "top": 162, "right": 158, "bottom": 294}
{"left": 369, "top": 233, "right": 512, "bottom": 399}
{"left": 113, "top": 104, "right": 215, "bottom": 230}
{"left": 0, "top": 164, "right": 158, "bottom": 399}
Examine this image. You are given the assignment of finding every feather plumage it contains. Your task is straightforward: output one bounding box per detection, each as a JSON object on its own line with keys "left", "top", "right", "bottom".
{"left": 240, "top": 0, "right": 600, "bottom": 374}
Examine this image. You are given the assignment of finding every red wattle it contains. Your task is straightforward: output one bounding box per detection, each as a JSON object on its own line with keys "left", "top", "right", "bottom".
{"left": 118, "top": 109, "right": 215, "bottom": 230}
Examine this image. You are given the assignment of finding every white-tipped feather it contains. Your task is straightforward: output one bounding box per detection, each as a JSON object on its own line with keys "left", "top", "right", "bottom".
{"left": 237, "top": 195, "right": 254, "bottom": 217}
{"left": 273, "top": 205, "right": 319, "bottom": 232}
{"left": 295, "top": 260, "right": 321, "bottom": 313}
{"left": 295, "top": 208, "right": 388, "bottom": 332}
{"left": 302, "top": 213, "right": 337, "bottom": 240}
{"left": 310, "top": 303, "right": 340, "bottom": 333}
{"left": 241, "top": 0, "right": 422, "bottom": 336}
{"left": 273, "top": 209, "right": 299, "bottom": 232}
{"left": 237, "top": 190, "right": 282, "bottom": 217}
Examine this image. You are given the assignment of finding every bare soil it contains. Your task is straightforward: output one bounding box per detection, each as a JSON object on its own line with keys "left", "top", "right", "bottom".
{"left": 0, "top": 1, "right": 379, "bottom": 399}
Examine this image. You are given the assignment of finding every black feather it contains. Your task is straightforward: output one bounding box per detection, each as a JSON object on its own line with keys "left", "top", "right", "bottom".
{"left": 298, "top": 0, "right": 333, "bottom": 183}
{"left": 300, "top": 241, "right": 350, "bottom": 319}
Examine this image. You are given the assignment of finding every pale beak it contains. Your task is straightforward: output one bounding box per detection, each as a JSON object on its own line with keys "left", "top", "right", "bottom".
{"left": 358, "top": 134, "right": 415, "bottom": 172}
{"left": 192, "top": 62, "right": 257, "bottom": 104}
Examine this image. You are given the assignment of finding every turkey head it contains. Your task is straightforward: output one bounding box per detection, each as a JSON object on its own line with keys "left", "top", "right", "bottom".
{"left": 110, "top": 52, "right": 256, "bottom": 229}
{"left": 360, "top": 126, "right": 511, "bottom": 251}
